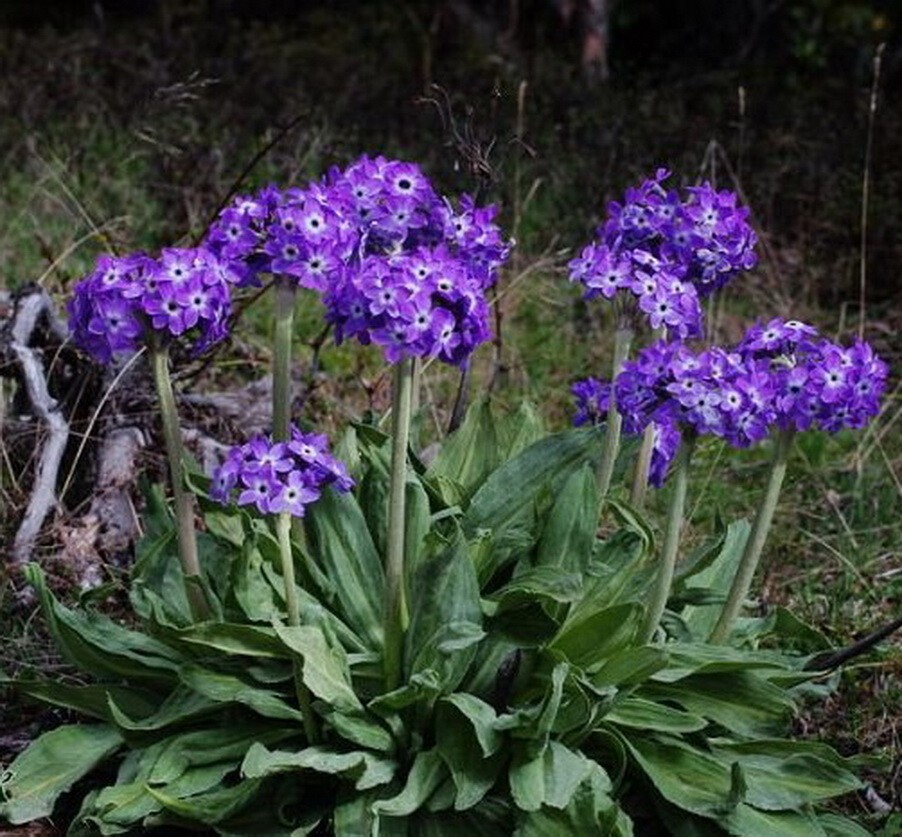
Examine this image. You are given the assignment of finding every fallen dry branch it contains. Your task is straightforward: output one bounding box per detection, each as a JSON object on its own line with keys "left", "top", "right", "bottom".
{"left": 4, "top": 287, "right": 69, "bottom": 566}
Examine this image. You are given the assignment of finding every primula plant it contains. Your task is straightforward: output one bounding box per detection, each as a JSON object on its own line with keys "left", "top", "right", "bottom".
{"left": 0, "top": 162, "right": 889, "bottom": 837}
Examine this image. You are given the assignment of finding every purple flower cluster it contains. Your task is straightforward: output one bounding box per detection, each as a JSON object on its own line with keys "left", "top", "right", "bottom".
{"left": 203, "top": 155, "right": 511, "bottom": 365}
{"left": 324, "top": 246, "right": 491, "bottom": 365}
{"left": 568, "top": 169, "right": 757, "bottom": 337}
{"left": 737, "top": 318, "right": 888, "bottom": 432}
{"left": 572, "top": 377, "right": 680, "bottom": 487}
{"left": 211, "top": 425, "right": 353, "bottom": 517}
{"left": 612, "top": 319, "right": 887, "bottom": 448}
{"left": 205, "top": 183, "right": 357, "bottom": 290}
{"left": 68, "top": 247, "right": 232, "bottom": 363}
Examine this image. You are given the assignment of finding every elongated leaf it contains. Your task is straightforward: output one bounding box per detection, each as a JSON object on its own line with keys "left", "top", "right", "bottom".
{"left": 405, "top": 535, "right": 483, "bottom": 692}
{"left": 7, "top": 678, "right": 157, "bottom": 725}
{"left": 622, "top": 734, "right": 733, "bottom": 817}
{"left": 428, "top": 398, "right": 498, "bottom": 498}
{"left": 534, "top": 464, "right": 598, "bottom": 573}
{"left": 640, "top": 671, "right": 793, "bottom": 738}
{"left": 178, "top": 665, "right": 304, "bottom": 722}
{"left": 440, "top": 694, "right": 503, "bottom": 757}
{"left": 242, "top": 742, "right": 396, "bottom": 791}
{"left": 463, "top": 427, "right": 602, "bottom": 582}
{"left": 26, "top": 564, "right": 183, "bottom": 687}
{"left": 707, "top": 741, "right": 862, "bottom": 811}
{"left": 146, "top": 777, "right": 263, "bottom": 825}
{"left": 405, "top": 478, "right": 432, "bottom": 584}
{"left": 489, "top": 567, "right": 584, "bottom": 612}
{"left": 171, "top": 622, "right": 287, "bottom": 659}
{"left": 719, "top": 805, "right": 827, "bottom": 837}
{"left": 373, "top": 749, "right": 448, "bottom": 818}
{"left": 304, "top": 487, "right": 385, "bottom": 648}
{"left": 273, "top": 624, "right": 362, "bottom": 713}
{"left": 496, "top": 402, "right": 545, "bottom": 463}
{"left": 550, "top": 602, "right": 643, "bottom": 672}
{"left": 680, "top": 520, "right": 750, "bottom": 640}
{"left": 0, "top": 724, "right": 123, "bottom": 824}
{"left": 606, "top": 698, "right": 707, "bottom": 733}
{"left": 514, "top": 763, "right": 629, "bottom": 837}
{"left": 435, "top": 701, "right": 504, "bottom": 811}
{"left": 510, "top": 740, "right": 591, "bottom": 812}
{"left": 107, "top": 685, "right": 219, "bottom": 734}
{"left": 591, "top": 646, "right": 669, "bottom": 688}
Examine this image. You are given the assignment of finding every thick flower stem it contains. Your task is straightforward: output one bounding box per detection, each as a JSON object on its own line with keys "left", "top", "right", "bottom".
{"left": 150, "top": 345, "right": 209, "bottom": 622}
{"left": 276, "top": 511, "right": 320, "bottom": 744}
{"left": 596, "top": 327, "right": 633, "bottom": 499}
{"left": 709, "top": 428, "right": 795, "bottom": 644}
{"left": 384, "top": 357, "right": 414, "bottom": 691}
{"left": 640, "top": 432, "right": 696, "bottom": 643}
{"left": 630, "top": 422, "right": 656, "bottom": 509}
{"left": 272, "top": 279, "right": 297, "bottom": 442}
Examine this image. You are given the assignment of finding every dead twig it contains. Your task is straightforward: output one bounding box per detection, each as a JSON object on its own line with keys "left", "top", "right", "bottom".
{"left": 5, "top": 287, "right": 69, "bottom": 566}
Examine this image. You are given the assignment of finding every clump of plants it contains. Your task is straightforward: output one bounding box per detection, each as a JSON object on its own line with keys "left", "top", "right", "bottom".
{"left": 0, "top": 160, "right": 888, "bottom": 836}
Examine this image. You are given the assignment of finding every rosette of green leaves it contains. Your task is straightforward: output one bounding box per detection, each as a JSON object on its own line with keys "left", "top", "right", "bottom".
{"left": 1, "top": 401, "right": 870, "bottom": 836}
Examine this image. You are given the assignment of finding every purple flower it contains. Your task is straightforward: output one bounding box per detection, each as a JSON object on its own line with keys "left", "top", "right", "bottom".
{"left": 211, "top": 425, "right": 353, "bottom": 518}
{"left": 68, "top": 247, "right": 232, "bottom": 363}
{"left": 738, "top": 319, "right": 888, "bottom": 433}
{"left": 568, "top": 171, "right": 758, "bottom": 336}
{"left": 572, "top": 375, "right": 681, "bottom": 487}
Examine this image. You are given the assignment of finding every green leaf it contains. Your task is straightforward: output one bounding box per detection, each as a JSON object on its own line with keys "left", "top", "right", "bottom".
{"left": 463, "top": 427, "right": 602, "bottom": 583}
{"left": 178, "top": 664, "right": 305, "bottom": 722}
{"left": 621, "top": 734, "right": 734, "bottom": 817}
{"left": 146, "top": 777, "right": 263, "bottom": 826}
{"left": 405, "top": 535, "right": 484, "bottom": 693}
{"left": 242, "top": 743, "right": 396, "bottom": 791}
{"left": 322, "top": 710, "right": 395, "bottom": 753}
{"left": 273, "top": 624, "right": 362, "bottom": 713}
{"left": 106, "top": 685, "right": 222, "bottom": 737}
{"left": 513, "top": 763, "right": 629, "bottom": 837}
{"left": 680, "top": 520, "right": 751, "bottom": 640}
{"left": 7, "top": 677, "right": 158, "bottom": 725}
{"left": 719, "top": 806, "right": 827, "bottom": 837}
{"left": 509, "top": 740, "right": 591, "bottom": 812}
{"left": 535, "top": 464, "right": 599, "bottom": 573}
{"left": 640, "top": 671, "right": 793, "bottom": 738}
{"left": 496, "top": 402, "right": 545, "bottom": 463}
{"left": 591, "top": 646, "right": 669, "bottom": 688}
{"left": 405, "top": 478, "right": 433, "bottom": 584}
{"left": 427, "top": 398, "right": 498, "bottom": 498}
{"left": 440, "top": 694, "right": 503, "bottom": 757}
{"left": 707, "top": 740, "right": 863, "bottom": 810}
{"left": 171, "top": 622, "right": 288, "bottom": 659}
{"left": 549, "top": 602, "right": 643, "bottom": 672}
{"left": 373, "top": 749, "right": 448, "bottom": 818}
{"left": 304, "top": 487, "right": 385, "bottom": 649}
{"left": 0, "top": 724, "right": 123, "bottom": 824}
{"left": 605, "top": 698, "right": 707, "bottom": 733}
{"left": 819, "top": 812, "right": 872, "bottom": 837}
{"left": 489, "top": 567, "right": 584, "bottom": 612}
{"left": 25, "top": 564, "right": 183, "bottom": 687}
{"left": 435, "top": 700, "right": 505, "bottom": 810}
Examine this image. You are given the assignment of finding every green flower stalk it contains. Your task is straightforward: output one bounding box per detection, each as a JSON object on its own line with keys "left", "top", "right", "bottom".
{"left": 640, "top": 431, "right": 696, "bottom": 643}
{"left": 275, "top": 511, "right": 320, "bottom": 743}
{"left": 630, "top": 422, "right": 656, "bottom": 509}
{"left": 709, "top": 428, "right": 795, "bottom": 644}
{"left": 596, "top": 326, "right": 633, "bottom": 499}
{"left": 272, "top": 278, "right": 297, "bottom": 442}
{"left": 384, "top": 357, "right": 414, "bottom": 691}
{"left": 150, "top": 343, "right": 210, "bottom": 622}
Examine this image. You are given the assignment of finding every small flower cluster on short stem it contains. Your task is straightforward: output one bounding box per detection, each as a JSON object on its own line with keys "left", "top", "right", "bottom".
{"left": 211, "top": 426, "right": 353, "bottom": 518}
